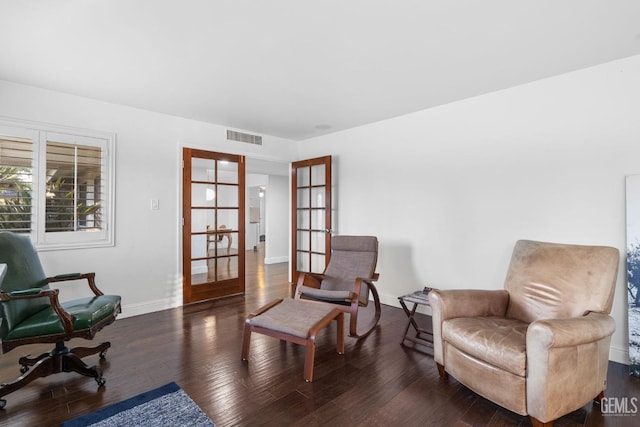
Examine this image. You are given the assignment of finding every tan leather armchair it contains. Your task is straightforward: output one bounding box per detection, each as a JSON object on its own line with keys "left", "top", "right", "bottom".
{"left": 429, "top": 240, "right": 619, "bottom": 427}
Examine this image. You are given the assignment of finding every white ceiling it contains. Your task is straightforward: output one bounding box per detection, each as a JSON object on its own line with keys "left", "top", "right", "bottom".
{"left": 1, "top": 1, "right": 639, "bottom": 141}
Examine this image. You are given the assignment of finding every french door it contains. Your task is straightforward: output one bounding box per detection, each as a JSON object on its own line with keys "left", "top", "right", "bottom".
{"left": 182, "top": 148, "right": 245, "bottom": 304}
{"left": 291, "top": 155, "right": 332, "bottom": 283}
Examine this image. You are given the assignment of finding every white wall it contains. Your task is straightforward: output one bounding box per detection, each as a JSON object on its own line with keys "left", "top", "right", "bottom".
{"left": 246, "top": 174, "right": 268, "bottom": 250}
{"left": 264, "top": 174, "right": 289, "bottom": 264}
{"left": 296, "top": 54, "right": 640, "bottom": 364}
{"left": 2, "top": 52, "right": 639, "bottom": 364}
{"left": 0, "top": 79, "right": 297, "bottom": 317}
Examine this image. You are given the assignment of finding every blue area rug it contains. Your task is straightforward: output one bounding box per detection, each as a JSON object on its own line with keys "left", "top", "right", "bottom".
{"left": 62, "top": 382, "right": 215, "bottom": 427}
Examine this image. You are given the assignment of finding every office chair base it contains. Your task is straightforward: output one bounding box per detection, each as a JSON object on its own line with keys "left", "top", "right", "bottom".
{"left": 0, "top": 341, "right": 109, "bottom": 408}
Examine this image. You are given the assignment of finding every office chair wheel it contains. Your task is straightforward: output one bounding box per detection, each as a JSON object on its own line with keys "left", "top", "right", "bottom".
{"left": 99, "top": 349, "right": 108, "bottom": 359}
{"left": 19, "top": 365, "right": 28, "bottom": 374}
{"left": 96, "top": 377, "right": 106, "bottom": 387}
{"left": 0, "top": 399, "right": 5, "bottom": 409}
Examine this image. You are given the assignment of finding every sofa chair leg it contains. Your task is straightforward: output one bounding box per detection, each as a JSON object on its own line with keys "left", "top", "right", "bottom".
{"left": 530, "top": 417, "right": 553, "bottom": 427}
{"left": 436, "top": 363, "right": 448, "bottom": 379}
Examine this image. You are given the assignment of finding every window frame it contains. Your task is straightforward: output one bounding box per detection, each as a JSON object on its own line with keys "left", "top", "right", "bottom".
{"left": 0, "top": 117, "right": 116, "bottom": 250}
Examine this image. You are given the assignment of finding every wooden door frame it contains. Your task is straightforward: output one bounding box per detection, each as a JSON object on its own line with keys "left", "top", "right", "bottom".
{"left": 182, "top": 148, "right": 246, "bottom": 304}
{"left": 291, "top": 155, "right": 332, "bottom": 284}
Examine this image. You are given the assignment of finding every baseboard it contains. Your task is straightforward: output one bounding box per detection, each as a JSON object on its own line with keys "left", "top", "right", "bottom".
{"left": 119, "top": 297, "right": 181, "bottom": 319}
{"left": 609, "top": 345, "right": 630, "bottom": 365}
{"left": 264, "top": 256, "right": 288, "bottom": 265}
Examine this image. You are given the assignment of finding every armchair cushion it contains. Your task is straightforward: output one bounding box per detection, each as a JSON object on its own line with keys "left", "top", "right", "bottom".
{"left": 322, "top": 235, "right": 377, "bottom": 305}
{"left": 248, "top": 298, "right": 337, "bottom": 339}
{"left": 5, "top": 295, "right": 121, "bottom": 340}
{"left": 298, "top": 286, "right": 352, "bottom": 305}
{"left": 443, "top": 317, "right": 528, "bottom": 376}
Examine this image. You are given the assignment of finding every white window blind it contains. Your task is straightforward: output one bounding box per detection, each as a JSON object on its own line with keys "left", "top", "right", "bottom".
{"left": 45, "top": 140, "right": 103, "bottom": 233}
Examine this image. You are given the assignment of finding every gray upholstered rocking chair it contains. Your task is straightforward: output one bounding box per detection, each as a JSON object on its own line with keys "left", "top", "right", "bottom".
{"left": 294, "top": 235, "right": 380, "bottom": 339}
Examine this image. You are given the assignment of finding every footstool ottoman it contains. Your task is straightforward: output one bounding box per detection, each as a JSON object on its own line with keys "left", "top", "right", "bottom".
{"left": 241, "top": 298, "right": 344, "bottom": 382}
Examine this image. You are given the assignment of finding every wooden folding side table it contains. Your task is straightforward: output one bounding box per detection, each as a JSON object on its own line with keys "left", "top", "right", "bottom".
{"left": 398, "top": 289, "right": 434, "bottom": 351}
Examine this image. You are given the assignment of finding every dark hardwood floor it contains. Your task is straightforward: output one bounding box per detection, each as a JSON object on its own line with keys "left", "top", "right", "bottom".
{"left": 1, "top": 244, "right": 639, "bottom": 426}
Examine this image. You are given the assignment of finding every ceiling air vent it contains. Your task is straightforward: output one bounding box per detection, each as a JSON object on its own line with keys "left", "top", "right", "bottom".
{"left": 227, "top": 130, "right": 262, "bottom": 145}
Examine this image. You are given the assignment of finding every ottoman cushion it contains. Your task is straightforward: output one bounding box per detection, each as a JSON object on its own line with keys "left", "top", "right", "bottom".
{"left": 248, "top": 298, "right": 336, "bottom": 338}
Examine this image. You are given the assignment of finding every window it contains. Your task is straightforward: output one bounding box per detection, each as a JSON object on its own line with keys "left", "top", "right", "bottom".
{"left": 0, "top": 118, "right": 115, "bottom": 250}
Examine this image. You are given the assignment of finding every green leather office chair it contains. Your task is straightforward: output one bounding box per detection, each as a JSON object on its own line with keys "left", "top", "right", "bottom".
{"left": 0, "top": 232, "right": 121, "bottom": 408}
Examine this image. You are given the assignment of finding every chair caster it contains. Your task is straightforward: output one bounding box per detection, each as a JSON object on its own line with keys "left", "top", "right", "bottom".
{"left": 20, "top": 365, "right": 28, "bottom": 374}
{"left": 96, "top": 377, "right": 106, "bottom": 387}
{"left": 99, "top": 349, "right": 108, "bottom": 359}
{"left": 0, "top": 399, "right": 5, "bottom": 409}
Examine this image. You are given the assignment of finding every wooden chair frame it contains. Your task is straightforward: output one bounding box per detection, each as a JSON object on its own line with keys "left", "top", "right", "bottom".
{"left": 0, "top": 272, "right": 120, "bottom": 407}
{"left": 294, "top": 271, "right": 381, "bottom": 339}
{"left": 242, "top": 299, "right": 344, "bottom": 382}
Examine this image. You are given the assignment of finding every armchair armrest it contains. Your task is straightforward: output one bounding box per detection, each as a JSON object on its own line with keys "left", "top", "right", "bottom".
{"left": 297, "top": 272, "right": 324, "bottom": 287}
{"left": 429, "top": 289, "right": 509, "bottom": 321}
{"left": 429, "top": 289, "right": 509, "bottom": 364}
{"left": 351, "top": 274, "right": 379, "bottom": 302}
{"left": 527, "top": 312, "right": 616, "bottom": 349}
{"left": 46, "top": 272, "right": 104, "bottom": 297}
{"left": 526, "top": 312, "right": 616, "bottom": 422}
{"left": 294, "top": 272, "right": 325, "bottom": 298}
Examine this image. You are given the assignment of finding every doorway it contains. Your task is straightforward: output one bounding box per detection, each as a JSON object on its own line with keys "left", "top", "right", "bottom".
{"left": 245, "top": 158, "right": 289, "bottom": 268}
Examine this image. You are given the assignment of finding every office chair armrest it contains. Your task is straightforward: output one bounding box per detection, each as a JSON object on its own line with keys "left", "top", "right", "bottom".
{"left": 0, "top": 288, "right": 75, "bottom": 333}
{"left": 0, "top": 288, "right": 57, "bottom": 300}
{"left": 46, "top": 272, "right": 104, "bottom": 297}
{"left": 7, "top": 288, "right": 46, "bottom": 297}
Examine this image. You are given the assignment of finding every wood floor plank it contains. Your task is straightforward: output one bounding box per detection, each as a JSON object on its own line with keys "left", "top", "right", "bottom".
{"left": 0, "top": 244, "right": 638, "bottom": 426}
